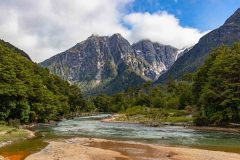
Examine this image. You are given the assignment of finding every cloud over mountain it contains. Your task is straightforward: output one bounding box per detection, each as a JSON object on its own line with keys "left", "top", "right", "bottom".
{"left": 124, "top": 12, "right": 209, "bottom": 48}
{"left": 0, "top": 0, "right": 206, "bottom": 62}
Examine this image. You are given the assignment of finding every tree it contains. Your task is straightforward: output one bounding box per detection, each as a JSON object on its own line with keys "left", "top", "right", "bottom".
{"left": 193, "top": 44, "right": 240, "bottom": 125}
{"left": 93, "top": 94, "right": 111, "bottom": 112}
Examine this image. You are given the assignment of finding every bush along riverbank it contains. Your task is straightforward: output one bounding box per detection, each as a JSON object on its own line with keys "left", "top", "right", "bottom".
{"left": 108, "top": 108, "right": 193, "bottom": 127}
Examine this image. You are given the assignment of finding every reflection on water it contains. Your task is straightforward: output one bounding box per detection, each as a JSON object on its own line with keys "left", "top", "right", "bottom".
{"left": 38, "top": 114, "right": 240, "bottom": 150}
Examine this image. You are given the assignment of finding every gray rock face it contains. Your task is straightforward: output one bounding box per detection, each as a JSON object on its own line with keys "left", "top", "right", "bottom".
{"left": 40, "top": 34, "right": 179, "bottom": 94}
{"left": 156, "top": 8, "right": 240, "bottom": 83}
{"left": 132, "top": 40, "right": 178, "bottom": 79}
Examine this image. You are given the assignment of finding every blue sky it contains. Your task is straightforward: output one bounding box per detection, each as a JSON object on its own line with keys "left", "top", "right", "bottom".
{"left": 128, "top": 0, "right": 240, "bottom": 31}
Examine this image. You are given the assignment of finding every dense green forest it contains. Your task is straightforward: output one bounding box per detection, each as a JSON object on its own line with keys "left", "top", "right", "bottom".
{"left": 0, "top": 40, "right": 239, "bottom": 126}
{"left": 0, "top": 40, "right": 89, "bottom": 123}
{"left": 193, "top": 44, "right": 240, "bottom": 125}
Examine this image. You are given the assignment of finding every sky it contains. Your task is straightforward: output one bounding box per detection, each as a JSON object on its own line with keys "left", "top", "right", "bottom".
{"left": 0, "top": 0, "right": 239, "bottom": 62}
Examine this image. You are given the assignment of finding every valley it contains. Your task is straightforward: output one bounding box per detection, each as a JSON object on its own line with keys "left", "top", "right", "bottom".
{"left": 0, "top": 3, "right": 240, "bottom": 160}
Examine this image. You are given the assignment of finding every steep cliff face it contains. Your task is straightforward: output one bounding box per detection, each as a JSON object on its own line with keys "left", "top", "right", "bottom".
{"left": 132, "top": 40, "right": 178, "bottom": 80}
{"left": 40, "top": 34, "right": 179, "bottom": 94}
{"left": 156, "top": 8, "right": 240, "bottom": 83}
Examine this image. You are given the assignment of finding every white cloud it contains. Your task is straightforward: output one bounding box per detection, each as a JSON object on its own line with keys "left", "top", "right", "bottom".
{"left": 0, "top": 0, "right": 207, "bottom": 62}
{"left": 0, "top": 0, "right": 131, "bottom": 62}
{"left": 124, "top": 12, "right": 208, "bottom": 48}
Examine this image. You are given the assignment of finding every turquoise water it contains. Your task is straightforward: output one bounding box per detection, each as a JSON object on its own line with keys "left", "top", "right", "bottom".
{"left": 37, "top": 114, "right": 240, "bottom": 152}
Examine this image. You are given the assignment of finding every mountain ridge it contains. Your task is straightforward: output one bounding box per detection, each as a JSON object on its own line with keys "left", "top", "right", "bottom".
{"left": 156, "top": 8, "right": 240, "bottom": 83}
{"left": 0, "top": 39, "right": 31, "bottom": 61}
{"left": 40, "top": 33, "right": 180, "bottom": 94}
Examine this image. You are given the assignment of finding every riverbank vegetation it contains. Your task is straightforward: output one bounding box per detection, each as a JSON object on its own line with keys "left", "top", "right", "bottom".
{"left": 92, "top": 80, "right": 194, "bottom": 125}
{"left": 116, "top": 108, "right": 192, "bottom": 125}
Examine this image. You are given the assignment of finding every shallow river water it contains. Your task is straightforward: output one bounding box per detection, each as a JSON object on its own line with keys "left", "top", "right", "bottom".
{"left": 1, "top": 114, "right": 240, "bottom": 159}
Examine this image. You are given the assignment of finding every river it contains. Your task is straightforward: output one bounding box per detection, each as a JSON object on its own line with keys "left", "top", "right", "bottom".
{"left": 1, "top": 114, "right": 240, "bottom": 159}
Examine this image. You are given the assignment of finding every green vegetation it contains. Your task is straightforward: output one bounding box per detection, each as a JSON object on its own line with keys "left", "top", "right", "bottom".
{"left": 118, "top": 107, "right": 192, "bottom": 124}
{"left": 0, "top": 40, "right": 91, "bottom": 123}
{"left": 0, "top": 124, "right": 29, "bottom": 143}
{"left": 193, "top": 44, "right": 240, "bottom": 126}
{"left": 0, "top": 40, "right": 31, "bottom": 60}
{"left": 91, "top": 80, "right": 194, "bottom": 124}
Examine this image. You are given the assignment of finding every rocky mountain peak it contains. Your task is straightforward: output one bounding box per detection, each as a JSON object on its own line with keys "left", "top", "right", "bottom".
{"left": 109, "top": 33, "right": 130, "bottom": 43}
{"left": 133, "top": 39, "right": 156, "bottom": 54}
{"left": 110, "top": 33, "right": 124, "bottom": 39}
{"left": 224, "top": 8, "right": 240, "bottom": 25}
{"left": 88, "top": 34, "right": 108, "bottom": 42}
{"left": 40, "top": 34, "right": 180, "bottom": 94}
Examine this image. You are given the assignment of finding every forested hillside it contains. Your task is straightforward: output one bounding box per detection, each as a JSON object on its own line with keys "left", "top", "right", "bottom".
{"left": 0, "top": 39, "right": 31, "bottom": 60}
{"left": 0, "top": 40, "right": 88, "bottom": 123}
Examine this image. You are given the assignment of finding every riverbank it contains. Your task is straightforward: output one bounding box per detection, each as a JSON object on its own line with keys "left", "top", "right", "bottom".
{"left": 0, "top": 124, "right": 36, "bottom": 160}
{"left": 25, "top": 138, "right": 240, "bottom": 160}
{"left": 102, "top": 113, "right": 193, "bottom": 126}
{"left": 102, "top": 110, "right": 193, "bottom": 126}
{"left": 0, "top": 125, "right": 35, "bottom": 148}
{"left": 102, "top": 114, "right": 240, "bottom": 132}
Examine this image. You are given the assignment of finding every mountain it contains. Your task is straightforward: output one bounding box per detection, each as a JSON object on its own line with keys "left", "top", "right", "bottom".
{"left": 0, "top": 39, "right": 31, "bottom": 60}
{"left": 156, "top": 8, "right": 240, "bottom": 83}
{"left": 132, "top": 39, "right": 178, "bottom": 77}
{"left": 0, "top": 39, "right": 86, "bottom": 123}
{"left": 40, "top": 34, "right": 179, "bottom": 94}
